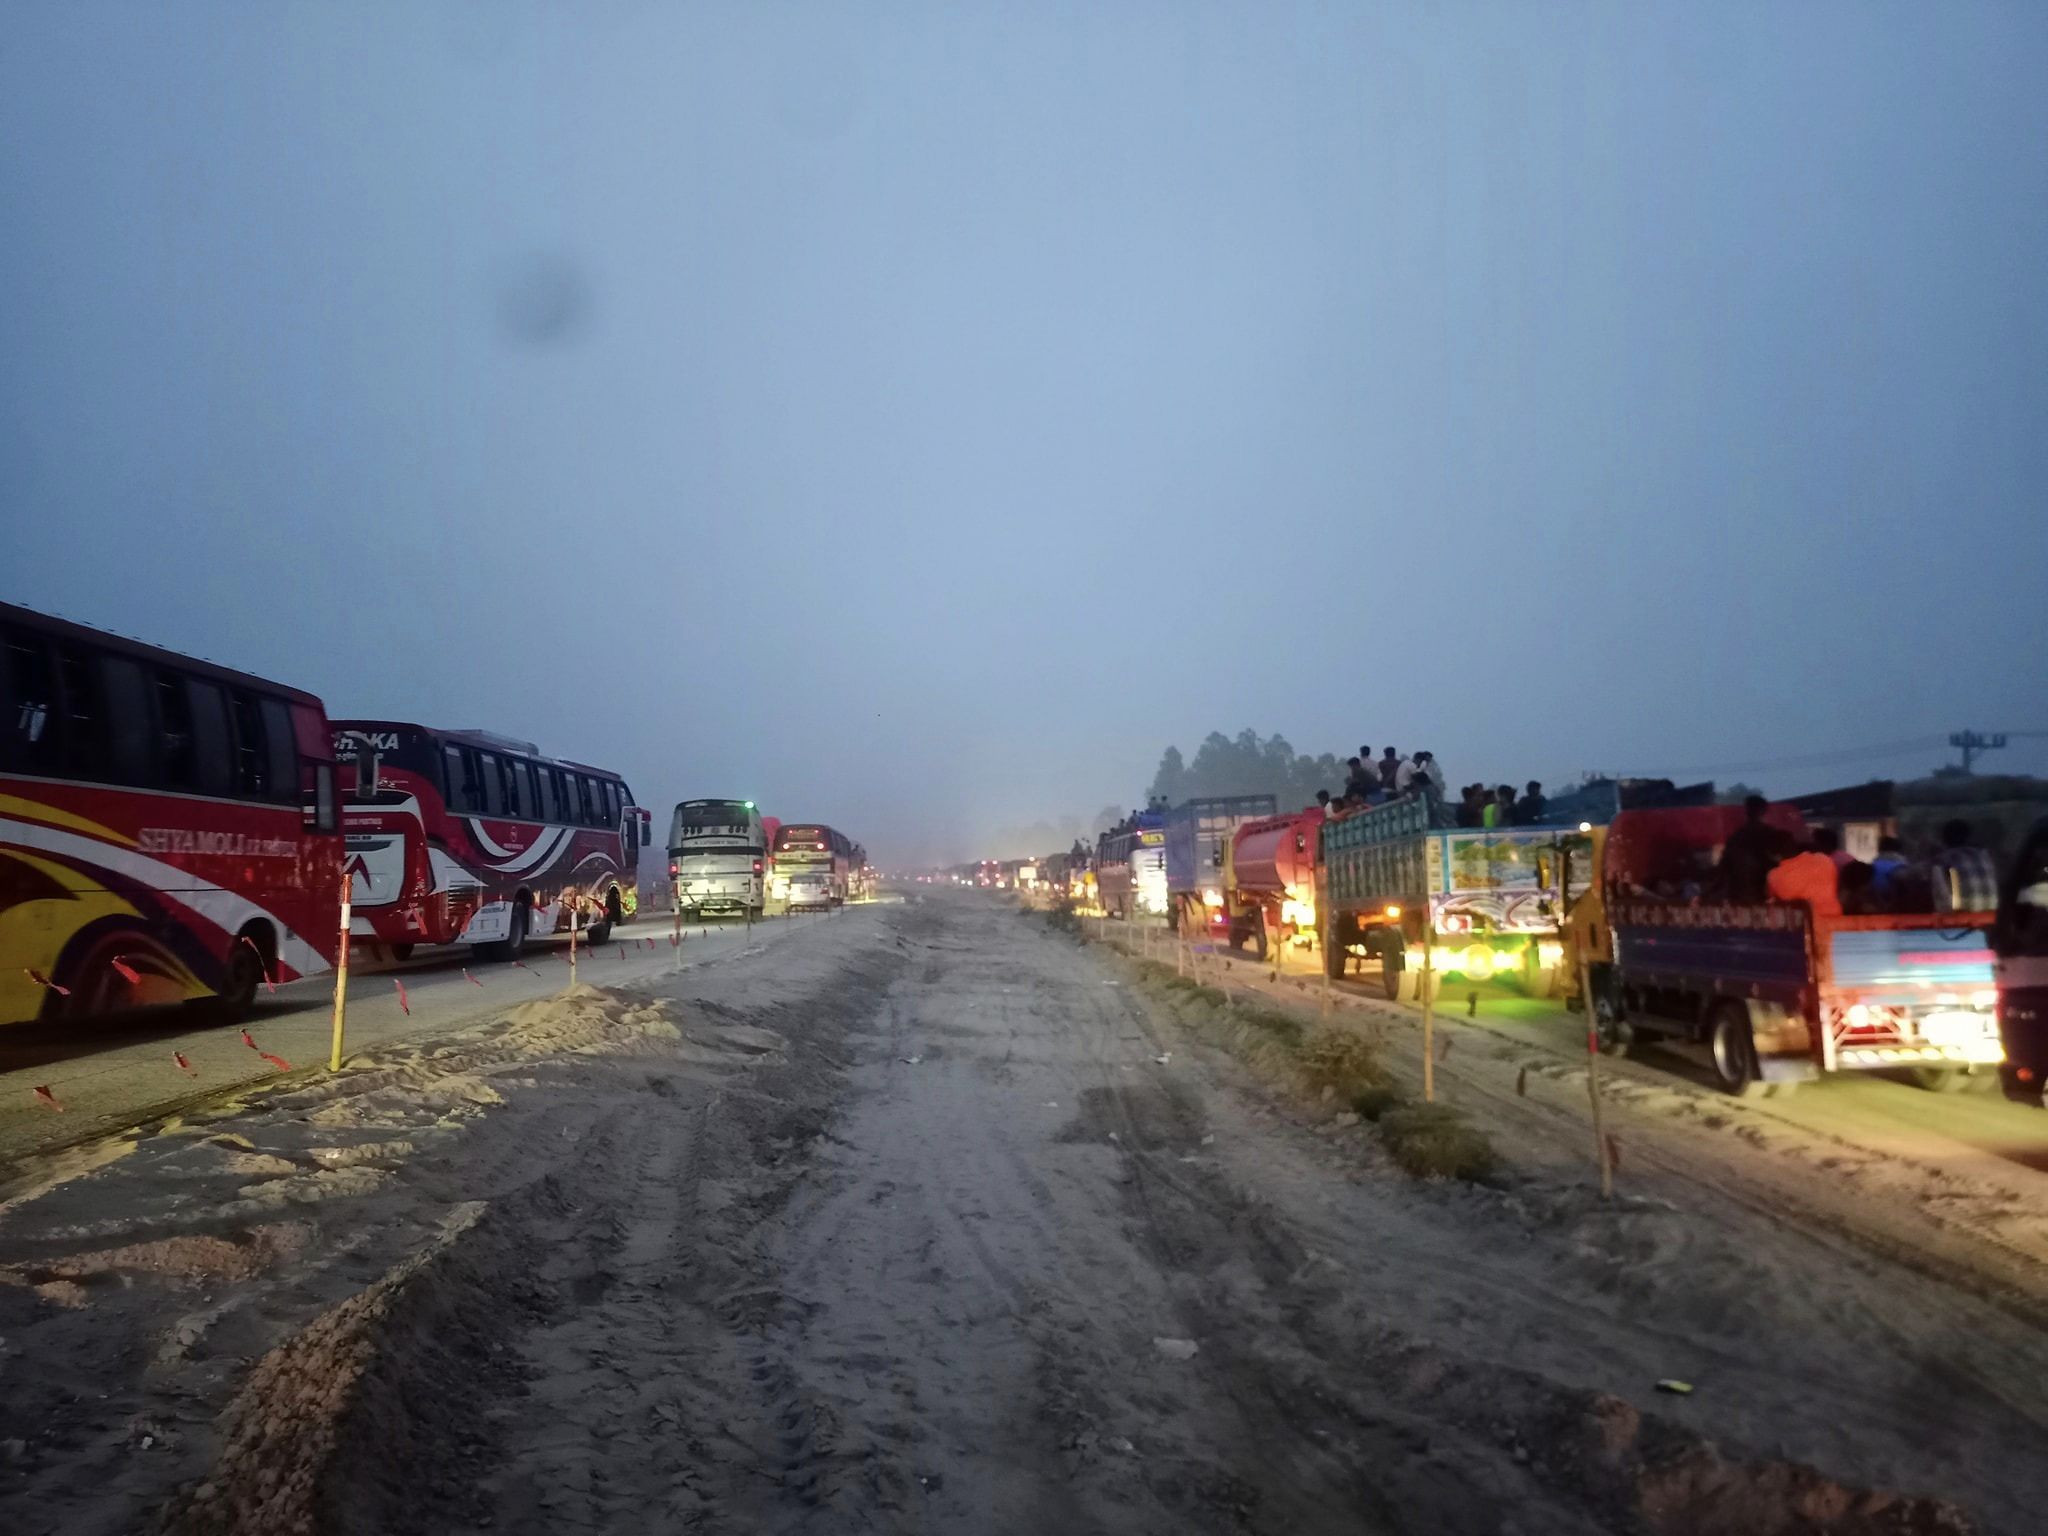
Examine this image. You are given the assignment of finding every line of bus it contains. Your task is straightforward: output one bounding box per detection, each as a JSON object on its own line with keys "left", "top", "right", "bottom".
{"left": 772, "top": 823, "right": 856, "bottom": 911}
{"left": 2, "top": 600, "right": 648, "bottom": 1028}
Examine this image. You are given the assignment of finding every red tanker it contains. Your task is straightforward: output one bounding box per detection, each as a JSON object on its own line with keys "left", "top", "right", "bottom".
{"left": 1223, "top": 807, "right": 1325, "bottom": 957}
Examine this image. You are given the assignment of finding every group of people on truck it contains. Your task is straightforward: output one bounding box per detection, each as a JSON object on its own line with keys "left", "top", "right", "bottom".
{"left": 1327, "top": 745, "right": 1443, "bottom": 812}
{"left": 1715, "top": 794, "right": 1998, "bottom": 916}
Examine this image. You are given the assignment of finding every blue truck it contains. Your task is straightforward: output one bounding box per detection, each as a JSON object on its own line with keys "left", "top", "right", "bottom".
{"left": 1162, "top": 795, "right": 1276, "bottom": 938}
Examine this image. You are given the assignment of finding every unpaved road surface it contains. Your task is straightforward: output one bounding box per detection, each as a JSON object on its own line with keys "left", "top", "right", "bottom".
{"left": 3, "top": 891, "right": 2044, "bottom": 1534}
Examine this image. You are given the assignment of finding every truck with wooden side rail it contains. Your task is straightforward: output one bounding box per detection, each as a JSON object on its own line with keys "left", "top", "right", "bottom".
{"left": 1563, "top": 803, "right": 2002, "bottom": 1095}
{"left": 1163, "top": 794, "right": 1276, "bottom": 941}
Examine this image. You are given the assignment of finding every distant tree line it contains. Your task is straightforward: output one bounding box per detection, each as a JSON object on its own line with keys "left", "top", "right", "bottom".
{"left": 1147, "top": 730, "right": 1343, "bottom": 813}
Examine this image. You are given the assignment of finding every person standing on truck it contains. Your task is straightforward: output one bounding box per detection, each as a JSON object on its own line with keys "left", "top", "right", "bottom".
{"left": 1515, "top": 781, "right": 1548, "bottom": 824}
{"left": 1378, "top": 747, "right": 1402, "bottom": 794}
{"left": 1768, "top": 828, "right": 1844, "bottom": 916}
{"left": 1717, "top": 794, "right": 1792, "bottom": 903}
{"left": 1343, "top": 756, "right": 1375, "bottom": 802}
{"left": 1931, "top": 819, "right": 1998, "bottom": 913}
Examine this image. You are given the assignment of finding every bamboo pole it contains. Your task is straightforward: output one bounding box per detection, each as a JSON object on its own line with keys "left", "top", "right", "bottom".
{"left": 328, "top": 864, "right": 351, "bottom": 1071}
{"left": 1421, "top": 927, "right": 1436, "bottom": 1103}
{"left": 1580, "top": 954, "right": 1614, "bottom": 1200}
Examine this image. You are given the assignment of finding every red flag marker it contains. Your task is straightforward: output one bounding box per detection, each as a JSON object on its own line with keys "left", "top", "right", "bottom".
{"left": 111, "top": 956, "right": 142, "bottom": 985}
{"left": 33, "top": 1084, "right": 64, "bottom": 1112}
{"left": 240, "top": 1029, "right": 258, "bottom": 1050}
{"left": 393, "top": 978, "right": 411, "bottom": 1015}
{"left": 26, "top": 968, "right": 70, "bottom": 996}
{"left": 241, "top": 935, "right": 276, "bottom": 992}
{"left": 257, "top": 1050, "right": 291, "bottom": 1072}
{"left": 514, "top": 960, "right": 534, "bottom": 972}
{"left": 463, "top": 968, "right": 483, "bottom": 986}
{"left": 174, "top": 1050, "right": 197, "bottom": 1076}
{"left": 618, "top": 945, "right": 626, "bottom": 962}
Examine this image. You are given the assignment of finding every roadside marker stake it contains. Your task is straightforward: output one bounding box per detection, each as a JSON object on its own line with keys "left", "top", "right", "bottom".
{"left": 329, "top": 864, "right": 351, "bottom": 1072}
{"left": 1421, "top": 936, "right": 1437, "bottom": 1104}
{"left": 1579, "top": 953, "right": 1614, "bottom": 1201}
{"left": 33, "top": 1084, "right": 63, "bottom": 1112}
{"left": 174, "top": 1050, "right": 197, "bottom": 1076}
{"left": 393, "top": 978, "right": 411, "bottom": 1015}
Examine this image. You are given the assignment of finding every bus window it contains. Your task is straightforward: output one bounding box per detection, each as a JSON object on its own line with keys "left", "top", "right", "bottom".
{"left": 55, "top": 645, "right": 105, "bottom": 780}
{"left": 261, "top": 698, "right": 296, "bottom": 804}
{"left": 154, "top": 670, "right": 196, "bottom": 787}
{"left": 100, "top": 657, "right": 153, "bottom": 787}
{"left": 444, "top": 744, "right": 480, "bottom": 813}
{"left": 476, "top": 752, "right": 504, "bottom": 816}
{"left": 228, "top": 688, "right": 269, "bottom": 798}
{"left": 2, "top": 630, "right": 59, "bottom": 774}
{"left": 575, "top": 775, "right": 596, "bottom": 826}
{"left": 185, "top": 679, "right": 235, "bottom": 797}
{"left": 511, "top": 760, "right": 536, "bottom": 821}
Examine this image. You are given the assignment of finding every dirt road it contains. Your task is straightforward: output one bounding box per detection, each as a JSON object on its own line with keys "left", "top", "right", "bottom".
{"left": 3, "top": 891, "right": 2043, "bottom": 1534}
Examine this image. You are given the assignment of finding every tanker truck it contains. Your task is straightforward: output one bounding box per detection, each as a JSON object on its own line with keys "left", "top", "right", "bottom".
{"left": 1164, "top": 795, "right": 1276, "bottom": 939}
{"left": 1223, "top": 806, "right": 1325, "bottom": 958}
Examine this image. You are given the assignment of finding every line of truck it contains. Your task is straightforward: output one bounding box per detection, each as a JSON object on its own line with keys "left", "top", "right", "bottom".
{"left": 1130, "top": 778, "right": 2005, "bottom": 1096}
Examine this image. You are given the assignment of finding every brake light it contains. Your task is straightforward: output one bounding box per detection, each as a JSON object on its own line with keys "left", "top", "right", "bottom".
{"left": 753, "top": 859, "right": 764, "bottom": 873}
{"left": 668, "top": 864, "right": 678, "bottom": 877}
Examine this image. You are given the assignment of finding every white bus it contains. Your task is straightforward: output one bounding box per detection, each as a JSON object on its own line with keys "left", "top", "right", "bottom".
{"left": 668, "top": 798, "right": 767, "bottom": 920}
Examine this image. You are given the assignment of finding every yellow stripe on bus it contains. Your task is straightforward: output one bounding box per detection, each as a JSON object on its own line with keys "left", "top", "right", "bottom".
{"left": 0, "top": 792, "right": 137, "bottom": 847}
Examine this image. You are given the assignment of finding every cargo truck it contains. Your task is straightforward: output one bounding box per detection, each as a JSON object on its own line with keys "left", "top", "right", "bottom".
{"left": 1564, "top": 803, "right": 2002, "bottom": 1095}
{"left": 1318, "top": 793, "right": 1576, "bottom": 998}
{"left": 1163, "top": 795, "right": 1276, "bottom": 939}
{"left": 1096, "top": 811, "right": 1167, "bottom": 919}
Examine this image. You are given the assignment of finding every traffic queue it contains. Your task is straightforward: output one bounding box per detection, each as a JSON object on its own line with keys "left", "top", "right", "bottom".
{"left": 0, "top": 599, "right": 871, "bottom": 1033}
{"left": 995, "top": 765, "right": 2048, "bottom": 1106}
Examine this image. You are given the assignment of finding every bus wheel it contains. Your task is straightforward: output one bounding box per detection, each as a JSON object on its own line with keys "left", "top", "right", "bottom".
{"left": 1710, "top": 1003, "right": 1767, "bottom": 1098}
{"left": 1249, "top": 921, "right": 1269, "bottom": 962}
{"left": 389, "top": 943, "right": 415, "bottom": 963}
{"left": 220, "top": 934, "right": 267, "bottom": 1020}
{"left": 589, "top": 888, "right": 618, "bottom": 950}
{"left": 480, "top": 901, "right": 529, "bottom": 964}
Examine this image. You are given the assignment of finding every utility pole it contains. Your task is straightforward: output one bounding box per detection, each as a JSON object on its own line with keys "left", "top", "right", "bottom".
{"left": 1948, "top": 730, "right": 2008, "bottom": 774}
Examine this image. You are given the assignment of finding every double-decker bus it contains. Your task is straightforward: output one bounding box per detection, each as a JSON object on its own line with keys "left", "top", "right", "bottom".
{"left": 2, "top": 602, "right": 342, "bottom": 1025}
{"left": 331, "top": 720, "right": 649, "bottom": 961}
{"left": 772, "top": 823, "right": 854, "bottom": 911}
{"left": 668, "top": 798, "right": 767, "bottom": 920}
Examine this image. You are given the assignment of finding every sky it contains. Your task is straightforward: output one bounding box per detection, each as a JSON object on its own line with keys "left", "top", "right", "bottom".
{"left": 4, "top": 1, "right": 2046, "bottom": 867}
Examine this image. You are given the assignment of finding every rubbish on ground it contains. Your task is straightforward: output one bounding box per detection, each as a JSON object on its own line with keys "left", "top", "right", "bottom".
{"left": 1656, "top": 1379, "right": 1694, "bottom": 1395}
{"left": 1154, "top": 1052, "right": 1171, "bottom": 1066}
{"left": 1200, "top": 1133, "right": 1214, "bottom": 1146}
{"left": 1152, "top": 1337, "right": 1199, "bottom": 1360}
{"left": 900, "top": 1055, "right": 923, "bottom": 1065}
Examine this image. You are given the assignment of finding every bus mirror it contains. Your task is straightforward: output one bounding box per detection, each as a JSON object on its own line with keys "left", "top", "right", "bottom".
{"left": 309, "top": 762, "right": 339, "bottom": 834}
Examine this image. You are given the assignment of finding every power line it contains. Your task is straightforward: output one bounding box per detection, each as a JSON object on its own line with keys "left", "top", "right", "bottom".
{"left": 1616, "top": 735, "right": 1949, "bottom": 779}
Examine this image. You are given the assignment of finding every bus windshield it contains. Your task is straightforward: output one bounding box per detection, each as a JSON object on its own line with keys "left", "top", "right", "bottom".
{"left": 675, "top": 801, "right": 758, "bottom": 839}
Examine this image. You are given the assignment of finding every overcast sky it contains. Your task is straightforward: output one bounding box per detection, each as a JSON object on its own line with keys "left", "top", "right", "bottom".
{"left": 5, "top": 2, "right": 2045, "bottom": 866}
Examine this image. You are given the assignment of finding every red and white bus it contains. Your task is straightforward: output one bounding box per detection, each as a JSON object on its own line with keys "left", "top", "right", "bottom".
{"left": 330, "top": 721, "right": 649, "bottom": 961}
{"left": 1, "top": 602, "right": 342, "bottom": 1026}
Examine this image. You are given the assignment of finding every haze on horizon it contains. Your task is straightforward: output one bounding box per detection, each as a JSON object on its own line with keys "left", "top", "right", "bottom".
{"left": 5, "top": 2, "right": 2045, "bottom": 869}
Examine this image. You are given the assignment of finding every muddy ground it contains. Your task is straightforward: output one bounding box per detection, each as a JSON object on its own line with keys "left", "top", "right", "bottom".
{"left": 1, "top": 891, "right": 2043, "bottom": 1534}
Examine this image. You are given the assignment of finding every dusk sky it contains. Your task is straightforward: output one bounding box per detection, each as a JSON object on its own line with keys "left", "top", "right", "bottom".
{"left": 5, "top": 2, "right": 2045, "bottom": 866}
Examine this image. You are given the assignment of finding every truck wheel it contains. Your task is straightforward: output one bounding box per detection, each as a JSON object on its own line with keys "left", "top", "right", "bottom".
{"left": 1322, "top": 917, "right": 1346, "bottom": 981}
{"left": 1379, "top": 939, "right": 1405, "bottom": 1001}
{"left": 1710, "top": 1003, "right": 1767, "bottom": 1098}
{"left": 1250, "top": 921, "right": 1269, "bottom": 962}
